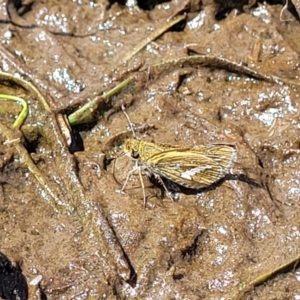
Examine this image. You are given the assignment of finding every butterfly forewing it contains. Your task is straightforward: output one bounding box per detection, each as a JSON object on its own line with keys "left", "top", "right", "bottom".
{"left": 145, "top": 145, "right": 236, "bottom": 189}
{"left": 190, "top": 144, "right": 236, "bottom": 169}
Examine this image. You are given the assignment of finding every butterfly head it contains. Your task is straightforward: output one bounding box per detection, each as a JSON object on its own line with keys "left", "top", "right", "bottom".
{"left": 123, "top": 138, "right": 141, "bottom": 159}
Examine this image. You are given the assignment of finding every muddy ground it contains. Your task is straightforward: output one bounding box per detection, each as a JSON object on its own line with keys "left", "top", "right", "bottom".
{"left": 0, "top": 0, "right": 300, "bottom": 299}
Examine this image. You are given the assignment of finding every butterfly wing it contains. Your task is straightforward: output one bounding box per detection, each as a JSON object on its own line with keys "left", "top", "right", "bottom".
{"left": 145, "top": 145, "right": 235, "bottom": 189}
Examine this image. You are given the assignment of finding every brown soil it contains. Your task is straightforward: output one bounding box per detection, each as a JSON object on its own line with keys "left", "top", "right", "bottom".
{"left": 1, "top": 0, "right": 300, "bottom": 299}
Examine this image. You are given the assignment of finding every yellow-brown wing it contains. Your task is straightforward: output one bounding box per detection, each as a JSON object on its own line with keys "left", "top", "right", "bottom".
{"left": 145, "top": 145, "right": 235, "bottom": 189}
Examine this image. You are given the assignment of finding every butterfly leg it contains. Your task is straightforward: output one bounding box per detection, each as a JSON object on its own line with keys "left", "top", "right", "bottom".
{"left": 120, "top": 163, "right": 140, "bottom": 192}
{"left": 154, "top": 174, "right": 176, "bottom": 202}
{"left": 137, "top": 166, "right": 147, "bottom": 207}
{"left": 120, "top": 163, "right": 147, "bottom": 206}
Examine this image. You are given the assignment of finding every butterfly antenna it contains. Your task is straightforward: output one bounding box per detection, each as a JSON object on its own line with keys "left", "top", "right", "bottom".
{"left": 122, "top": 104, "right": 136, "bottom": 138}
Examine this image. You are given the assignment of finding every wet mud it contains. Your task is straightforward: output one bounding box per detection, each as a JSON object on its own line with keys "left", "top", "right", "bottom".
{"left": 1, "top": 0, "right": 300, "bottom": 299}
